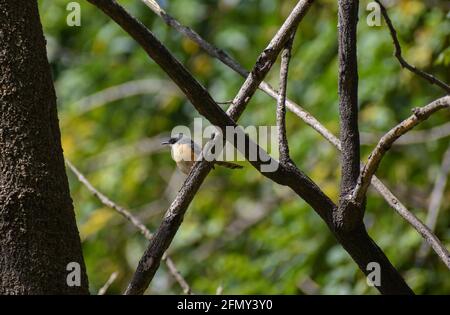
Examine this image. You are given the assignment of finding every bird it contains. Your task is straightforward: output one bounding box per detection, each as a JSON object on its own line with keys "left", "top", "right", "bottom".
{"left": 162, "top": 133, "right": 243, "bottom": 174}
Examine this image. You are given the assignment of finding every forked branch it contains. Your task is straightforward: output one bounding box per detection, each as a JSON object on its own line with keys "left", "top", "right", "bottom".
{"left": 353, "top": 96, "right": 450, "bottom": 204}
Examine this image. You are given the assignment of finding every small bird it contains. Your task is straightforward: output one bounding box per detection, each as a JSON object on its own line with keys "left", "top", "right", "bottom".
{"left": 162, "top": 133, "right": 243, "bottom": 174}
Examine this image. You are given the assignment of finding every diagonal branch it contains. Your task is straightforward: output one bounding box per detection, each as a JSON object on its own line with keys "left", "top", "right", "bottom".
{"left": 416, "top": 145, "right": 450, "bottom": 263}
{"left": 137, "top": 0, "right": 449, "bottom": 270}
{"left": 65, "top": 159, "right": 194, "bottom": 294}
{"left": 372, "top": 176, "right": 450, "bottom": 269}
{"left": 277, "top": 35, "right": 295, "bottom": 164}
{"left": 375, "top": 0, "right": 450, "bottom": 94}
{"left": 98, "top": 271, "right": 119, "bottom": 295}
{"left": 336, "top": 0, "right": 362, "bottom": 230}
{"left": 87, "top": 0, "right": 413, "bottom": 295}
{"left": 353, "top": 96, "right": 450, "bottom": 204}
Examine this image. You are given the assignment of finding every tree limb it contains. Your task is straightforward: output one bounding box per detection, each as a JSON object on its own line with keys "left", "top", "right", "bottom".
{"left": 65, "top": 159, "right": 193, "bottom": 294}
{"left": 277, "top": 35, "right": 295, "bottom": 164}
{"left": 353, "top": 96, "right": 450, "bottom": 204}
{"left": 336, "top": 0, "right": 362, "bottom": 231}
{"left": 375, "top": 0, "right": 450, "bottom": 94}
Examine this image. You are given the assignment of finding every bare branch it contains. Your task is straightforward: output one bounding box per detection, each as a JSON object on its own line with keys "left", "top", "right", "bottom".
{"left": 371, "top": 176, "right": 450, "bottom": 269}
{"left": 417, "top": 145, "right": 450, "bottom": 263}
{"left": 88, "top": 0, "right": 413, "bottom": 294}
{"left": 139, "top": 0, "right": 247, "bottom": 77}
{"left": 65, "top": 159, "right": 193, "bottom": 294}
{"left": 354, "top": 96, "right": 450, "bottom": 204}
{"left": 375, "top": 0, "right": 450, "bottom": 94}
{"left": 336, "top": 0, "right": 361, "bottom": 230}
{"left": 277, "top": 35, "right": 295, "bottom": 164}
{"left": 98, "top": 271, "right": 119, "bottom": 295}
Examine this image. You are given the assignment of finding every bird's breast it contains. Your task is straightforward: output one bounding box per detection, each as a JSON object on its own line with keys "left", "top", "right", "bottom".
{"left": 171, "top": 143, "right": 197, "bottom": 174}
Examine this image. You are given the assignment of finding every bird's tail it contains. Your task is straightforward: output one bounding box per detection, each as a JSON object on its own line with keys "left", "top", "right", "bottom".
{"left": 214, "top": 161, "right": 243, "bottom": 170}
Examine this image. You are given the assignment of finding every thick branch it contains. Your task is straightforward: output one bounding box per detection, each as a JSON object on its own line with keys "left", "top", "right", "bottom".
{"left": 88, "top": 0, "right": 413, "bottom": 294}
{"left": 353, "top": 96, "right": 450, "bottom": 204}
{"left": 65, "top": 160, "right": 193, "bottom": 294}
{"left": 336, "top": 0, "right": 361, "bottom": 230}
{"left": 375, "top": 0, "right": 450, "bottom": 94}
{"left": 277, "top": 35, "right": 295, "bottom": 163}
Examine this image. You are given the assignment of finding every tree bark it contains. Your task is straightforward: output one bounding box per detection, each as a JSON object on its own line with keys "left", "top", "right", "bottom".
{"left": 0, "top": 0, "right": 89, "bottom": 294}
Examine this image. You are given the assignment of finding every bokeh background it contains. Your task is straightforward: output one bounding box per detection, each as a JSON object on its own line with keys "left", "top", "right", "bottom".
{"left": 38, "top": 0, "right": 449, "bottom": 294}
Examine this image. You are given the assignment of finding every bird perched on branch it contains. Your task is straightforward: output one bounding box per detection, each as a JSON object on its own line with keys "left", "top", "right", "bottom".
{"left": 162, "top": 133, "right": 243, "bottom": 174}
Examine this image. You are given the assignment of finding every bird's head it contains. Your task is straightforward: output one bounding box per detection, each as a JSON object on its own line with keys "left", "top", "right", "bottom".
{"left": 161, "top": 133, "right": 184, "bottom": 146}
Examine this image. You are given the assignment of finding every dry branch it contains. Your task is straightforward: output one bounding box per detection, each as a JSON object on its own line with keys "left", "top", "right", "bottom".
{"left": 277, "top": 35, "right": 295, "bottom": 164}
{"left": 65, "top": 159, "right": 193, "bottom": 294}
{"left": 98, "top": 272, "right": 118, "bottom": 295}
{"left": 336, "top": 0, "right": 362, "bottom": 232}
{"left": 353, "top": 96, "right": 450, "bottom": 204}
{"left": 371, "top": 176, "right": 450, "bottom": 269}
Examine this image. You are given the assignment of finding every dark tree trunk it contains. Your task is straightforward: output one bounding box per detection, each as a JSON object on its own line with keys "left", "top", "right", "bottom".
{"left": 0, "top": 0, "right": 89, "bottom": 294}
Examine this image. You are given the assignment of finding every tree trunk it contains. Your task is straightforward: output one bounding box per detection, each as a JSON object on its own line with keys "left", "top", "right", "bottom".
{"left": 0, "top": 0, "right": 89, "bottom": 294}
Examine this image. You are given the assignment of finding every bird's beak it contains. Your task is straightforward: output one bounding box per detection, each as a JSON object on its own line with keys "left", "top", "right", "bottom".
{"left": 161, "top": 140, "right": 170, "bottom": 145}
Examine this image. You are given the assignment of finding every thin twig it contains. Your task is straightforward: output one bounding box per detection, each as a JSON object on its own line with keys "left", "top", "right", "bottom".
{"left": 353, "top": 96, "right": 450, "bottom": 204}
{"left": 65, "top": 159, "right": 194, "bottom": 294}
{"left": 416, "top": 145, "right": 450, "bottom": 262}
{"left": 98, "top": 271, "right": 119, "bottom": 295}
{"left": 277, "top": 35, "right": 295, "bottom": 163}
{"left": 371, "top": 176, "right": 450, "bottom": 269}
{"left": 375, "top": 0, "right": 450, "bottom": 94}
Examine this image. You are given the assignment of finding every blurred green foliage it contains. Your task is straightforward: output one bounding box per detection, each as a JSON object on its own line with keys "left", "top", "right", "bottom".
{"left": 39, "top": 0, "right": 449, "bottom": 294}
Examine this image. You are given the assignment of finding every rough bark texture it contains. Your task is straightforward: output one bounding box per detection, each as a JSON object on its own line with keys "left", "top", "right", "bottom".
{"left": 338, "top": 0, "right": 360, "bottom": 198}
{"left": 0, "top": 0, "right": 89, "bottom": 294}
{"left": 334, "top": 0, "right": 363, "bottom": 233}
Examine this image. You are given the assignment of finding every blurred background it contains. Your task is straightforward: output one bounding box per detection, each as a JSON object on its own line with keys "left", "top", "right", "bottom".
{"left": 39, "top": 0, "right": 449, "bottom": 294}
